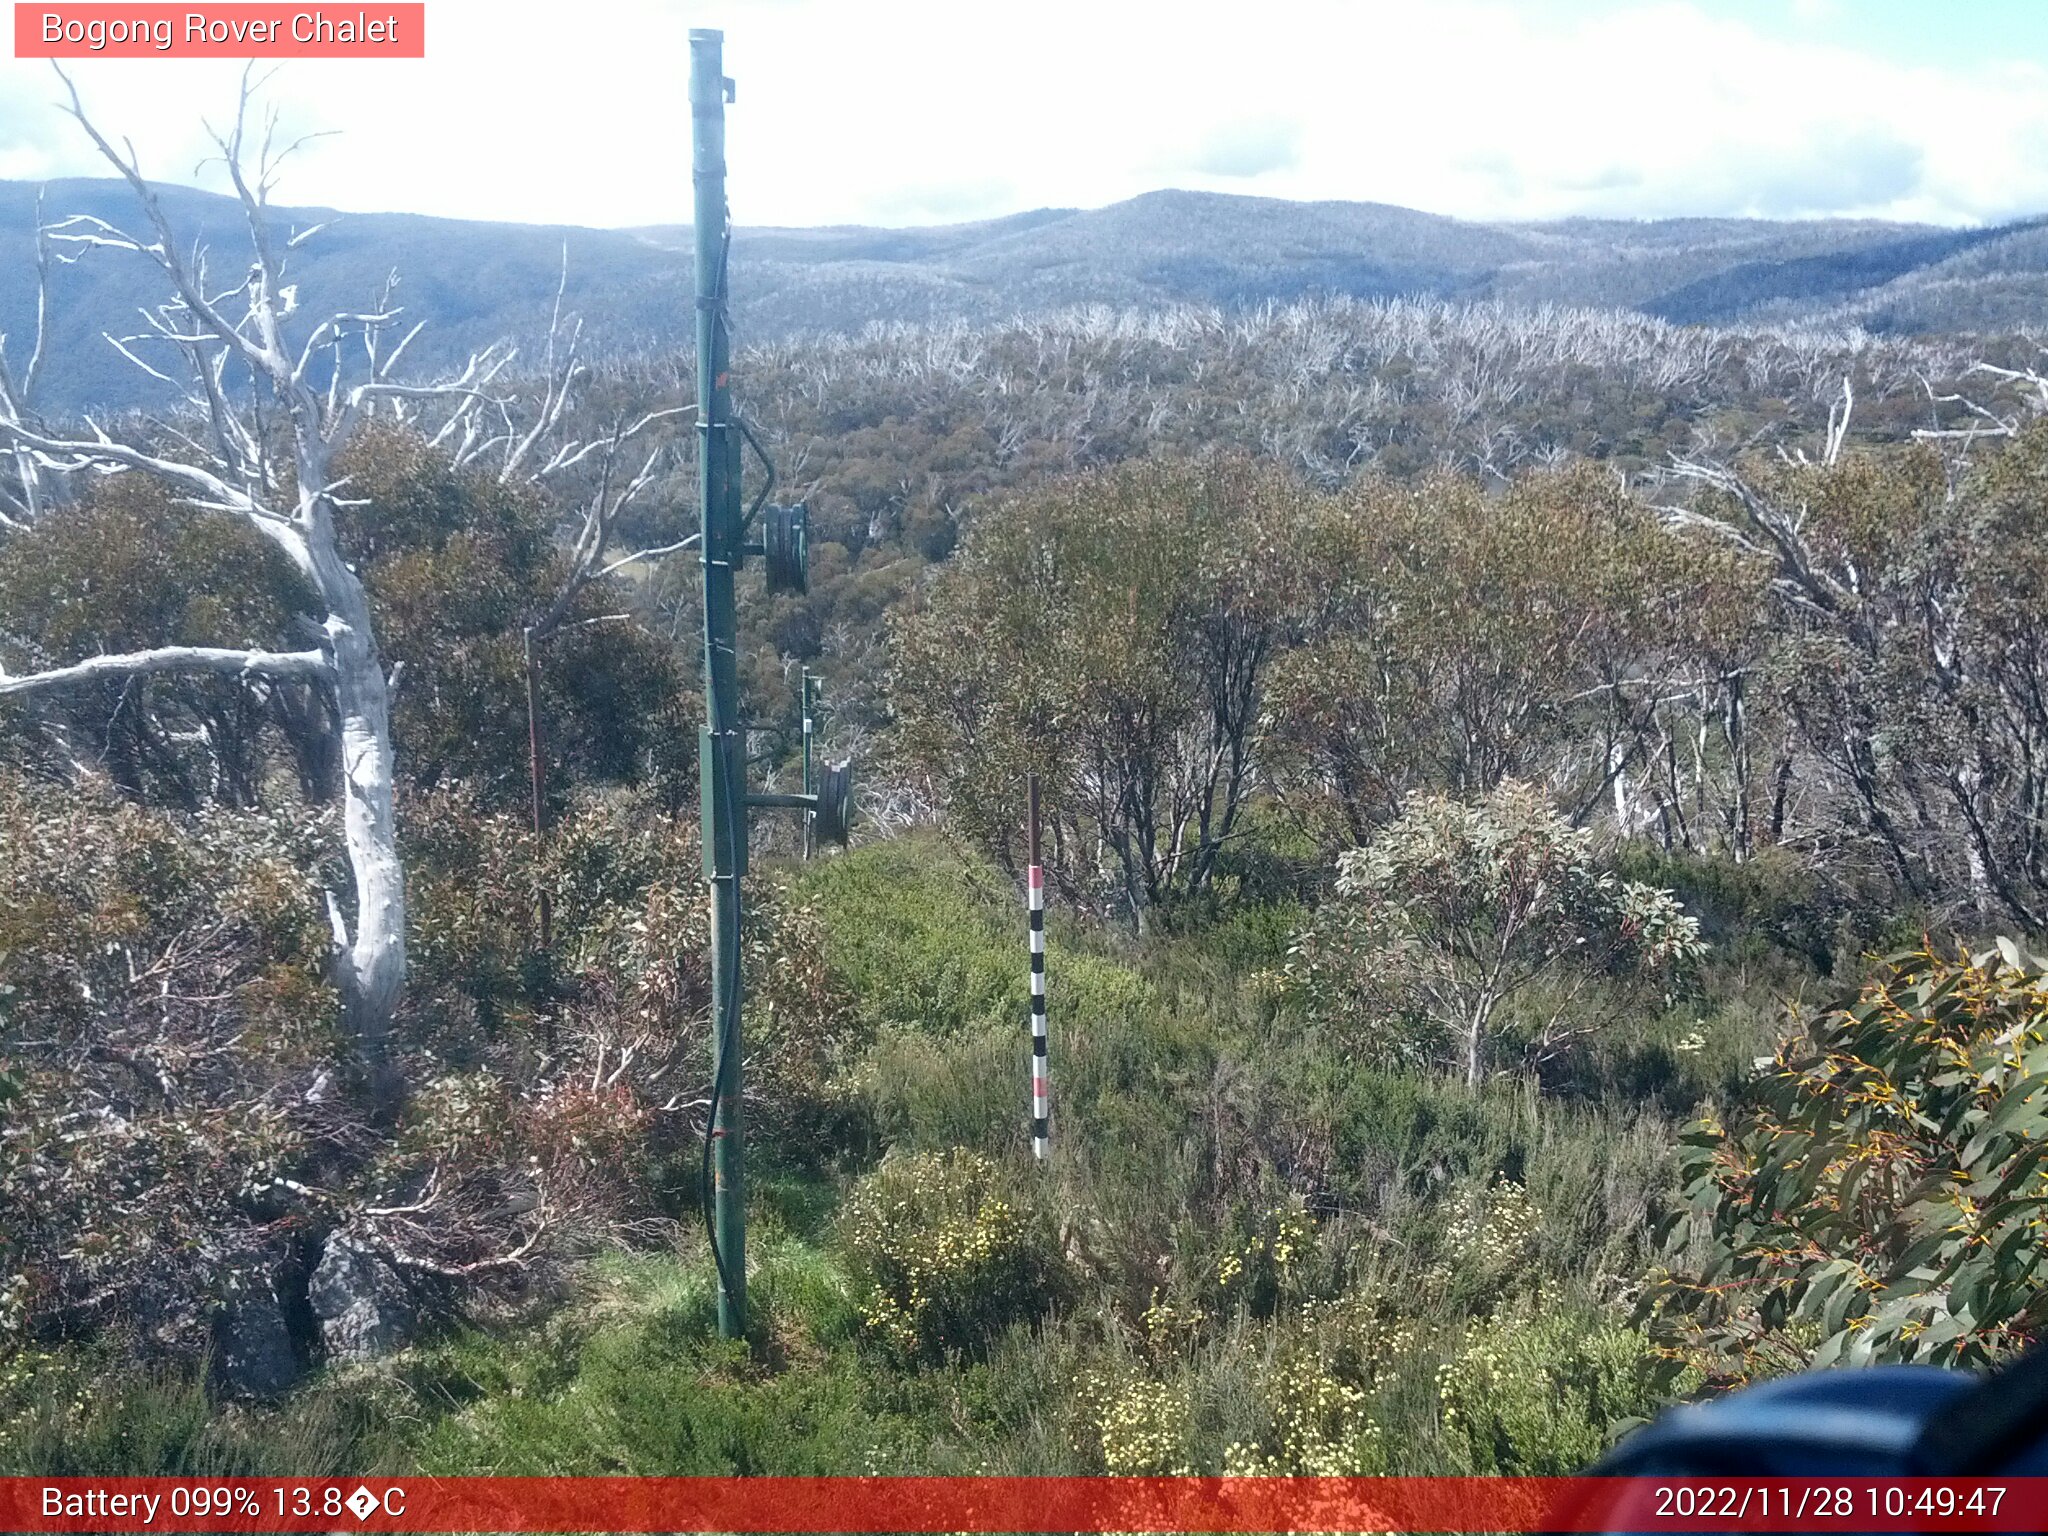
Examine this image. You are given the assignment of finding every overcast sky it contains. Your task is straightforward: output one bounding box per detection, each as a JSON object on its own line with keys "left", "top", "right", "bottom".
{"left": 2, "top": 0, "right": 2046, "bottom": 230}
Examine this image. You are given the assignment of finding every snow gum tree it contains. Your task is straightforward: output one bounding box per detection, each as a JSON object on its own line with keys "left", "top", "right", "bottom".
{"left": 0, "top": 78, "right": 573, "bottom": 1095}
{"left": 1290, "top": 781, "right": 1704, "bottom": 1088}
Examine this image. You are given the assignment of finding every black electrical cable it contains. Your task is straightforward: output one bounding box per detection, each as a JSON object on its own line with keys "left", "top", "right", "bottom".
{"left": 700, "top": 866, "right": 743, "bottom": 1322}
{"left": 698, "top": 210, "right": 745, "bottom": 1327}
{"left": 699, "top": 722, "right": 745, "bottom": 1320}
{"left": 705, "top": 219, "right": 779, "bottom": 536}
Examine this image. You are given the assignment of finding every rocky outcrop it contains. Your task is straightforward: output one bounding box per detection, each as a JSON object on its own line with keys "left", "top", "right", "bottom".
{"left": 213, "top": 1286, "right": 300, "bottom": 1398}
{"left": 307, "top": 1230, "right": 416, "bottom": 1362}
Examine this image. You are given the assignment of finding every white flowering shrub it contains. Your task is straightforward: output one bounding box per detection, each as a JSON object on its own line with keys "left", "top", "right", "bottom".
{"left": 1079, "top": 1370, "right": 1193, "bottom": 1475}
{"left": 840, "top": 1149, "right": 1067, "bottom": 1362}
{"left": 1224, "top": 1293, "right": 1410, "bottom": 1475}
{"left": 1425, "top": 1178, "right": 1542, "bottom": 1308}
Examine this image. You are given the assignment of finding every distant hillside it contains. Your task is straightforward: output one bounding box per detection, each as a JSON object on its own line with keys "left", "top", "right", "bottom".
{"left": 3, "top": 179, "right": 2045, "bottom": 414}
{"left": 0, "top": 179, "right": 689, "bottom": 415}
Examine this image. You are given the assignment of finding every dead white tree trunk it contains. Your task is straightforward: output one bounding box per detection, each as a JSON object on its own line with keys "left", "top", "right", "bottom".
{"left": 0, "top": 72, "right": 523, "bottom": 1093}
{"left": 0, "top": 188, "right": 54, "bottom": 530}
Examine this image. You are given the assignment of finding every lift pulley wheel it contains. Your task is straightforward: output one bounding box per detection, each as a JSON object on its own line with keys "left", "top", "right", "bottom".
{"left": 813, "top": 759, "right": 854, "bottom": 847}
{"left": 763, "top": 501, "right": 809, "bottom": 596}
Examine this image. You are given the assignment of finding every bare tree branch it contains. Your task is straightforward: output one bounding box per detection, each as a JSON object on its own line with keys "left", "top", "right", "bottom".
{"left": 528, "top": 409, "right": 694, "bottom": 644}
{"left": 0, "top": 644, "right": 328, "bottom": 697}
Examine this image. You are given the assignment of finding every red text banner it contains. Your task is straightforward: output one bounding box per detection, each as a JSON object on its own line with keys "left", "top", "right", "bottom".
{"left": 2, "top": 1476, "right": 2043, "bottom": 1533}
{"left": 15, "top": 5, "right": 425, "bottom": 58}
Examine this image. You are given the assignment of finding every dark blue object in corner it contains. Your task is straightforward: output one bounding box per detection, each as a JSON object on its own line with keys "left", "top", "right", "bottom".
{"left": 1593, "top": 1366, "right": 1978, "bottom": 1478}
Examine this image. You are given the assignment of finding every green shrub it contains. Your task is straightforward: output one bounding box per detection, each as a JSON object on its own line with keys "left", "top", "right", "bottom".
{"left": 1198, "top": 901, "right": 1305, "bottom": 977}
{"left": 416, "top": 1339, "right": 915, "bottom": 1475}
{"left": 1614, "top": 844, "right": 1836, "bottom": 975}
{"left": 814, "top": 837, "right": 1157, "bottom": 1162}
{"left": 1281, "top": 1053, "right": 1677, "bottom": 1291}
{"left": 0, "top": 1345, "right": 412, "bottom": 1476}
{"left": 840, "top": 1150, "right": 1068, "bottom": 1362}
{"left": 800, "top": 839, "right": 1019, "bottom": 1037}
{"left": 861, "top": 1025, "right": 1022, "bottom": 1156}
{"left": 405, "top": 1243, "right": 911, "bottom": 1475}
{"left": 1647, "top": 940, "right": 2048, "bottom": 1381}
{"left": 802, "top": 836, "right": 1153, "bottom": 1044}
{"left": 1437, "top": 1305, "right": 1663, "bottom": 1474}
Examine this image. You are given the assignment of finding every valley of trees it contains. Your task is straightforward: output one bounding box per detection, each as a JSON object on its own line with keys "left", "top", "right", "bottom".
{"left": 7, "top": 96, "right": 2048, "bottom": 1484}
{"left": 12, "top": 178, "right": 2048, "bottom": 417}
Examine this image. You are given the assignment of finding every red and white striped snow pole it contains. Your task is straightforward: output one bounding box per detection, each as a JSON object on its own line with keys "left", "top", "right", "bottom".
{"left": 1027, "top": 774, "right": 1049, "bottom": 1162}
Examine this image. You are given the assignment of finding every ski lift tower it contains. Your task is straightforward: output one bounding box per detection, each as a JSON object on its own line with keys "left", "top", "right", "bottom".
{"left": 691, "top": 27, "right": 853, "bottom": 1342}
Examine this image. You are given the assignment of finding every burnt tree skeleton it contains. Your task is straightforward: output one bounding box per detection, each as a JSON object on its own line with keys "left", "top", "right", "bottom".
{"left": 0, "top": 73, "right": 688, "bottom": 1094}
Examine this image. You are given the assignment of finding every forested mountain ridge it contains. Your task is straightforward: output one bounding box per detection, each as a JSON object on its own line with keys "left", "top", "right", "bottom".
{"left": 4, "top": 176, "right": 2045, "bottom": 413}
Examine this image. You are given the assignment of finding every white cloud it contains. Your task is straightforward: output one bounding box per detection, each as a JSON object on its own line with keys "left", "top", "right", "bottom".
{"left": 0, "top": 0, "right": 2040, "bottom": 229}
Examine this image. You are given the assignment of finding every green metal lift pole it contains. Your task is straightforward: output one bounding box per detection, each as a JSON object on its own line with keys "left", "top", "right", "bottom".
{"left": 801, "top": 669, "right": 815, "bottom": 861}
{"left": 691, "top": 26, "right": 747, "bottom": 1341}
